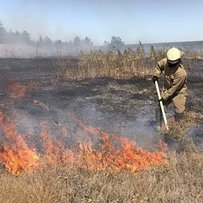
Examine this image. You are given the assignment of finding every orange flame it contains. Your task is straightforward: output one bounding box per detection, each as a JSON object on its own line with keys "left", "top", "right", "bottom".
{"left": 7, "top": 81, "right": 26, "bottom": 100}
{"left": 38, "top": 119, "right": 167, "bottom": 172}
{"left": 6, "top": 80, "right": 37, "bottom": 100}
{"left": 67, "top": 122, "right": 167, "bottom": 172}
{"left": 0, "top": 113, "right": 167, "bottom": 175}
{"left": 0, "top": 81, "right": 167, "bottom": 176}
{"left": 0, "top": 113, "right": 39, "bottom": 176}
{"left": 40, "top": 122, "right": 68, "bottom": 165}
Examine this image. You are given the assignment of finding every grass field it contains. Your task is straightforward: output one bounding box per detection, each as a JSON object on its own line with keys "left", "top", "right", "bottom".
{"left": 0, "top": 50, "right": 203, "bottom": 202}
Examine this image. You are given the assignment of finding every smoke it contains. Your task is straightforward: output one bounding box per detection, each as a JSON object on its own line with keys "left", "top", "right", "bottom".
{"left": 1, "top": 87, "right": 162, "bottom": 152}
{"left": 0, "top": 43, "right": 95, "bottom": 58}
{"left": 0, "top": 68, "right": 202, "bottom": 154}
{"left": 0, "top": 20, "right": 95, "bottom": 58}
{"left": 46, "top": 99, "right": 163, "bottom": 150}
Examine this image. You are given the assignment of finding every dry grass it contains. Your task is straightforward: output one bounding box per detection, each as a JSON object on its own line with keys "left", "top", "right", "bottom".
{"left": 54, "top": 47, "right": 201, "bottom": 81}
{"left": 183, "top": 50, "right": 203, "bottom": 59}
{"left": 62, "top": 45, "right": 166, "bottom": 80}
{"left": 163, "top": 113, "right": 195, "bottom": 141}
{"left": 0, "top": 113, "right": 202, "bottom": 202}
{"left": 0, "top": 48, "right": 202, "bottom": 202}
{"left": 0, "top": 151, "right": 202, "bottom": 203}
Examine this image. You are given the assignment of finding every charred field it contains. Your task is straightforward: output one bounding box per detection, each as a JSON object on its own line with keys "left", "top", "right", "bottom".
{"left": 0, "top": 57, "right": 203, "bottom": 202}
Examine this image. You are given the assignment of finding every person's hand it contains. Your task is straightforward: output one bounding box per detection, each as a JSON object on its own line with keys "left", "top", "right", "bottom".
{"left": 152, "top": 76, "right": 159, "bottom": 83}
{"left": 158, "top": 97, "right": 167, "bottom": 105}
{"left": 158, "top": 98, "right": 164, "bottom": 103}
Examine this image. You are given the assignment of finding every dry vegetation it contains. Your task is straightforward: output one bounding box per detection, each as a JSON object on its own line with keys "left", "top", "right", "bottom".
{"left": 0, "top": 47, "right": 202, "bottom": 202}
{"left": 0, "top": 109, "right": 202, "bottom": 202}
{"left": 55, "top": 45, "right": 202, "bottom": 81}
{"left": 64, "top": 44, "right": 166, "bottom": 80}
{"left": 0, "top": 151, "right": 202, "bottom": 203}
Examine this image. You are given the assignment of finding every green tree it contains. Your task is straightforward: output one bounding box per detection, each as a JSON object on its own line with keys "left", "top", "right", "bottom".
{"left": 22, "top": 31, "right": 31, "bottom": 44}
{"left": 109, "top": 36, "right": 125, "bottom": 50}
{"left": 73, "top": 36, "right": 81, "bottom": 46}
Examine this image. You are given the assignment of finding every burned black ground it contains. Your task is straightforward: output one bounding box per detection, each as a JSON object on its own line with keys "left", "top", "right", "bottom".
{"left": 0, "top": 58, "right": 202, "bottom": 148}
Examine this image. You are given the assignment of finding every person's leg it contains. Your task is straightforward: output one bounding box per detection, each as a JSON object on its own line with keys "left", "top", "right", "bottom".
{"left": 172, "top": 94, "right": 186, "bottom": 121}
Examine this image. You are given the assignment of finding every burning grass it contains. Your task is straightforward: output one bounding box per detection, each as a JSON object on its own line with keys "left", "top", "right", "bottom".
{"left": 1, "top": 98, "right": 202, "bottom": 203}
{"left": 0, "top": 151, "right": 202, "bottom": 203}
{"left": 0, "top": 112, "right": 40, "bottom": 175}
{"left": 0, "top": 81, "right": 168, "bottom": 176}
{"left": 0, "top": 111, "right": 167, "bottom": 176}
{"left": 0, "top": 70, "right": 202, "bottom": 202}
{"left": 6, "top": 80, "right": 37, "bottom": 100}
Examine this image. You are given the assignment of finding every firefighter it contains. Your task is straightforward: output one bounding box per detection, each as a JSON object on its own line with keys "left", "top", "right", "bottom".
{"left": 152, "top": 47, "right": 187, "bottom": 122}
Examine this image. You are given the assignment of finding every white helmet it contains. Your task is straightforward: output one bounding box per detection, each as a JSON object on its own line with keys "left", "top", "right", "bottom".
{"left": 167, "top": 47, "right": 181, "bottom": 63}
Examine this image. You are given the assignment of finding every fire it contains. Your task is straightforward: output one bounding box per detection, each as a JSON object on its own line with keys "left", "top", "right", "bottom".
{"left": 7, "top": 80, "right": 26, "bottom": 100}
{"left": 0, "top": 80, "right": 167, "bottom": 176}
{"left": 39, "top": 119, "right": 167, "bottom": 172}
{"left": 6, "top": 80, "right": 37, "bottom": 100}
{"left": 0, "top": 113, "right": 39, "bottom": 175}
{"left": 0, "top": 113, "right": 167, "bottom": 175}
{"left": 69, "top": 122, "right": 167, "bottom": 172}
{"left": 40, "top": 122, "right": 70, "bottom": 165}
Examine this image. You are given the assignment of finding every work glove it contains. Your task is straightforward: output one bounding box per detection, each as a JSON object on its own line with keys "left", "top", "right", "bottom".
{"left": 152, "top": 76, "right": 159, "bottom": 83}
{"left": 158, "top": 97, "right": 167, "bottom": 106}
{"left": 158, "top": 98, "right": 165, "bottom": 103}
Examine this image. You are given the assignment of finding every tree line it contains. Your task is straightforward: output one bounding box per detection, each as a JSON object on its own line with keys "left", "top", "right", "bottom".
{"left": 0, "top": 21, "right": 125, "bottom": 51}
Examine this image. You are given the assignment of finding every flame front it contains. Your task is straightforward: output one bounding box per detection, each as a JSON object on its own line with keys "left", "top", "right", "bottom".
{"left": 0, "top": 113, "right": 167, "bottom": 175}
{"left": 69, "top": 122, "right": 167, "bottom": 172}
{"left": 0, "top": 81, "right": 167, "bottom": 176}
{"left": 0, "top": 113, "right": 39, "bottom": 175}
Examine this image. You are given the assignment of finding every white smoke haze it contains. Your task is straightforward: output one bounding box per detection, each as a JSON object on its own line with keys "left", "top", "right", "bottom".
{"left": 8, "top": 100, "right": 162, "bottom": 151}
{"left": 0, "top": 38, "right": 95, "bottom": 58}
{"left": 0, "top": 19, "right": 95, "bottom": 58}
{"left": 0, "top": 44, "right": 92, "bottom": 58}
{"left": 1, "top": 18, "right": 203, "bottom": 58}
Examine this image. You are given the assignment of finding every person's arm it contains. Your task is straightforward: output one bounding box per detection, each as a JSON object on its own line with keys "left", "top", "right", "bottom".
{"left": 162, "top": 70, "right": 187, "bottom": 100}
{"left": 152, "top": 58, "right": 166, "bottom": 82}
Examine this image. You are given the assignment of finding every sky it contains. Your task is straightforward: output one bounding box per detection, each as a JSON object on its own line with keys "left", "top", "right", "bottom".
{"left": 0, "top": 0, "right": 203, "bottom": 45}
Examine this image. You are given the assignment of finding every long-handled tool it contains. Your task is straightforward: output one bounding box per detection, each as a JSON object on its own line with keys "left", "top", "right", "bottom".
{"left": 155, "top": 81, "right": 169, "bottom": 131}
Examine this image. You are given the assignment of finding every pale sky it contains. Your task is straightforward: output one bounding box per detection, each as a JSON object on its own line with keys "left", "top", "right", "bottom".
{"left": 0, "top": 0, "right": 203, "bottom": 45}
